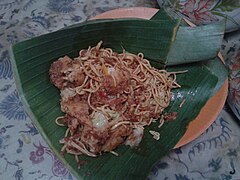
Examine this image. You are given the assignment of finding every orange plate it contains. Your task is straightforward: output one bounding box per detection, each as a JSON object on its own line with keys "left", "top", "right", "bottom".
{"left": 91, "top": 7, "right": 228, "bottom": 148}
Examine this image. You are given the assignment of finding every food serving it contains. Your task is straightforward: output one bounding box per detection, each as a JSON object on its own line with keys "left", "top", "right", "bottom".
{"left": 49, "top": 41, "right": 181, "bottom": 163}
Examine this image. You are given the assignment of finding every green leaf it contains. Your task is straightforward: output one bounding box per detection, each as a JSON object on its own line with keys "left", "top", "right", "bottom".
{"left": 10, "top": 9, "right": 227, "bottom": 180}
{"left": 14, "top": 18, "right": 179, "bottom": 70}
{"left": 151, "top": 10, "right": 225, "bottom": 65}
{"left": 203, "top": 57, "right": 228, "bottom": 95}
{"left": 167, "top": 21, "right": 225, "bottom": 65}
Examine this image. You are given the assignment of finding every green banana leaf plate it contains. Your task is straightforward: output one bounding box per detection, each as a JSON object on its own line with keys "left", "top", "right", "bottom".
{"left": 10, "top": 7, "right": 228, "bottom": 180}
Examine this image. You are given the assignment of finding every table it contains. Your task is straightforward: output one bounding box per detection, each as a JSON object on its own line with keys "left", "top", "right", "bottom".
{"left": 0, "top": 0, "right": 239, "bottom": 179}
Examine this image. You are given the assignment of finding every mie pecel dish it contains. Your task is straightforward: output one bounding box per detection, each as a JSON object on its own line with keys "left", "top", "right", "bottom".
{"left": 10, "top": 7, "right": 228, "bottom": 179}
{"left": 50, "top": 41, "right": 184, "bottom": 163}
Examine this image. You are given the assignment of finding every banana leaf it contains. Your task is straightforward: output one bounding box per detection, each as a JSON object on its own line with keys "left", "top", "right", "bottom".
{"left": 10, "top": 9, "right": 227, "bottom": 180}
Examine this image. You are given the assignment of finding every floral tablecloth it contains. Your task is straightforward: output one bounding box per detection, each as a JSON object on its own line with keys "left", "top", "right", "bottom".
{"left": 0, "top": 0, "right": 240, "bottom": 179}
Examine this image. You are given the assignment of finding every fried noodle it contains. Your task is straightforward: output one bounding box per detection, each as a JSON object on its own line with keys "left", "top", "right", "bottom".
{"left": 49, "top": 41, "right": 181, "bottom": 161}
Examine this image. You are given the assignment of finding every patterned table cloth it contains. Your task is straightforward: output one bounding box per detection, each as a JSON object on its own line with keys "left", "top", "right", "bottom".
{"left": 0, "top": 0, "right": 239, "bottom": 179}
